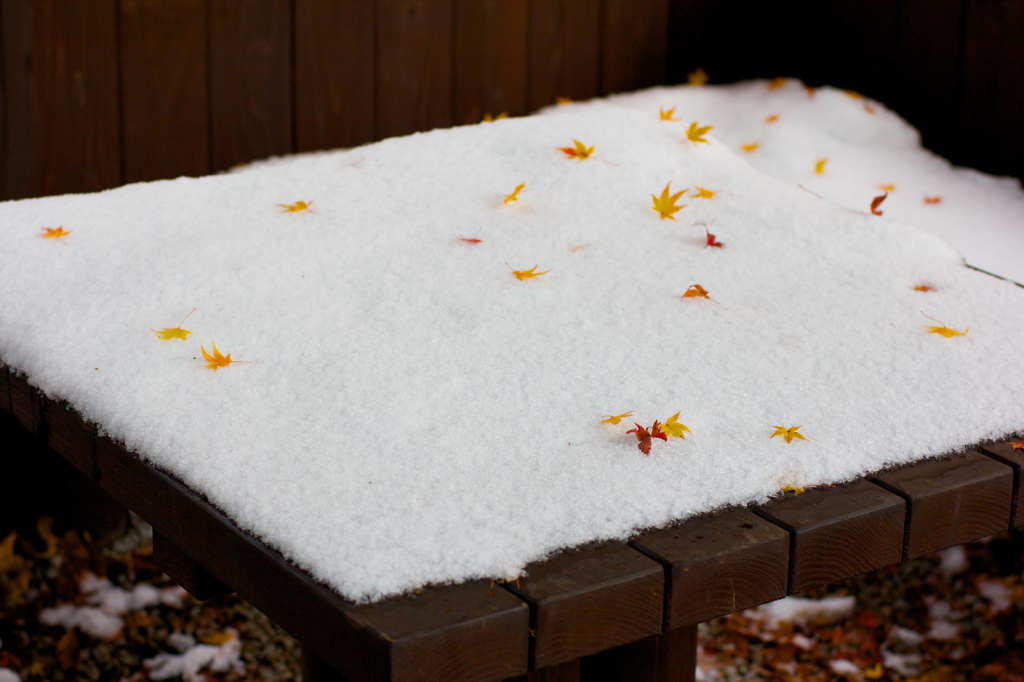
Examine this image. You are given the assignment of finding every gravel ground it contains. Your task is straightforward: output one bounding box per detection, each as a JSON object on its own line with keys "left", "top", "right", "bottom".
{"left": 1, "top": 515, "right": 1021, "bottom": 681}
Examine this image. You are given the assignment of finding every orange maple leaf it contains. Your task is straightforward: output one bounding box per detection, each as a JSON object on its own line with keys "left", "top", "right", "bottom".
{"left": 482, "top": 112, "right": 508, "bottom": 122}
{"left": 659, "top": 106, "right": 679, "bottom": 121}
{"left": 767, "top": 77, "right": 786, "bottom": 90}
{"left": 600, "top": 411, "right": 634, "bottom": 425}
{"left": 687, "top": 67, "right": 709, "bottom": 86}
{"left": 682, "top": 284, "right": 717, "bottom": 302}
{"left": 152, "top": 308, "right": 195, "bottom": 341}
{"left": 871, "top": 192, "right": 887, "bottom": 216}
{"left": 771, "top": 425, "right": 807, "bottom": 443}
{"left": 652, "top": 182, "right": 687, "bottom": 220}
{"left": 693, "top": 186, "right": 715, "bottom": 199}
{"left": 201, "top": 342, "right": 238, "bottom": 369}
{"left": 1009, "top": 441, "right": 1024, "bottom": 451}
{"left": 504, "top": 184, "right": 525, "bottom": 204}
{"left": 878, "top": 183, "right": 896, "bottom": 192}
{"left": 741, "top": 143, "right": 759, "bottom": 153}
{"left": 923, "top": 195, "right": 943, "bottom": 205}
{"left": 41, "top": 226, "right": 72, "bottom": 240}
{"left": 506, "top": 263, "right": 550, "bottom": 281}
{"left": 921, "top": 311, "right": 967, "bottom": 338}
{"left": 685, "top": 122, "right": 713, "bottom": 145}
{"left": 765, "top": 114, "right": 779, "bottom": 123}
{"left": 912, "top": 284, "right": 936, "bottom": 292}
{"left": 559, "top": 140, "right": 593, "bottom": 160}
{"left": 278, "top": 201, "right": 312, "bottom": 213}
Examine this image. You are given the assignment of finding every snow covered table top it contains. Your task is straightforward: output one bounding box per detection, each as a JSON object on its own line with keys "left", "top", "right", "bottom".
{"left": 1, "top": 79, "right": 1023, "bottom": 614}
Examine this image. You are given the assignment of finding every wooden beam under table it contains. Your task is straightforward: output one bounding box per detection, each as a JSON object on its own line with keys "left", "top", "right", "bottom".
{"left": 979, "top": 440, "right": 1024, "bottom": 528}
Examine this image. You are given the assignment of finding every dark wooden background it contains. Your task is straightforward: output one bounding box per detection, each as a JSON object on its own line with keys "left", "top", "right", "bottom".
{"left": 1, "top": 0, "right": 1021, "bottom": 202}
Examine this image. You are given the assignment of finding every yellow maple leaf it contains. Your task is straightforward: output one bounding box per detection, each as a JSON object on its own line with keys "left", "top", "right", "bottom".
{"left": 878, "top": 183, "right": 896, "bottom": 192}
{"left": 862, "top": 663, "right": 884, "bottom": 680}
{"left": 559, "top": 139, "right": 593, "bottom": 160}
{"left": 652, "top": 182, "right": 687, "bottom": 220}
{"left": 681, "top": 284, "right": 716, "bottom": 302}
{"left": 687, "top": 67, "right": 708, "bottom": 86}
{"left": 41, "top": 226, "right": 72, "bottom": 239}
{"left": 771, "top": 425, "right": 807, "bottom": 443}
{"left": 783, "top": 485, "right": 806, "bottom": 495}
{"left": 814, "top": 158, "right": 829, "bottom": 175}
{"left": 921, "top": 311, "right": 967, "bottom": 338}
{"left": 506, "top": 263, "right": 550, "bottom": 281}
{"left": 278, "top": 201, "right": 312, "bottom": 212}
{"left": 741, "top": 143, "right": 759, "bottom": 153}
{"left": 685, "top": 122, "right": 713, "bottom": 145}
{"left": 152, "top": 308, "right": 195, "bottom": 341}
{"left": 504, "top": 183, "right": 526, "bottom": 204}
{"left": 662, "top": 412, "right": 691, "bottom": 439}
{"left": 767, "top": 77, "right": 787, "bottom": 90}
{"left": 600, "top": 411, "right": 633, "bottom": 425}
{"left": 201, "top": 341, "right": 235, "bottom": 369}
{"left": 482, "top": 112, "right": 508, "bottom": 122}
{"left": 843, "top": 89, "right": 862, "bottom": 99}
{"left": 659, "top": 106, "right": 679, "bottom": 121}
{"left": 693, "top": 186, "right": 715, "bottom": 199}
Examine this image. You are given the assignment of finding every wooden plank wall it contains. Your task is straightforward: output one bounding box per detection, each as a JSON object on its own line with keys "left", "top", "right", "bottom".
{"left": 1, "top": 0, "right": 1021, "bottom": 202}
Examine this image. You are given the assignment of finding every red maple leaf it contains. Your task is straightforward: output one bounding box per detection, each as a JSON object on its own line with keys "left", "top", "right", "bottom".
{"left": 705, "top": 227, "right": 724, "bottom": 248}
{"left": 626, "top": 421, "right": 668, "bottom": 455}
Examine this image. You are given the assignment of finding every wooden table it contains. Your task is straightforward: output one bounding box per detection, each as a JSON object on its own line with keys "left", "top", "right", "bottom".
{"left": 3, "top": 363, "right": 1021, "bottom": 681}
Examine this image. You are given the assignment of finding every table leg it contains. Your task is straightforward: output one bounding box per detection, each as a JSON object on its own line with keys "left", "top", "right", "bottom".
{"left": 579, "top": 625, "right": 698, "bottom": 682}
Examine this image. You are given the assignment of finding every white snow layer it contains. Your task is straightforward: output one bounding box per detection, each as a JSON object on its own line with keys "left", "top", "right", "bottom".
{"left": 1, "top": 89, "right": 1023, "bottom": 602}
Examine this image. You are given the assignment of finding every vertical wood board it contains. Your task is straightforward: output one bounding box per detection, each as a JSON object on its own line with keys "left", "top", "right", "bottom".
{"left": 453, "top": 0, "right": 528, "bottom": 124}
{"left": 527, "top": 0, "right": 601, "bottom": 110}
{"left": 209, "top": 0, "right": 293, "bottom": 171}
{"left": 600, "top": 0, "right": 670, "bottom": 95}
{"left": 120, "top": 0, "right": 210, "bottom": 183}
{"left": 294, "top": 0, "right": 376, "bottom": 151}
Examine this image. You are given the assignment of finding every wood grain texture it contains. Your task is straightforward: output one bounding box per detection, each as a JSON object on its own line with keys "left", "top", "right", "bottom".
{"left": 294, "top": 0, "right": 376, "bottom": 152}
{"left": 527, "top": 0, "right": 601, "bottom": 110}
{"left": 40, "top": 396, "right": 96, "bottom": 477}
{"left": 377, "top": 0, "right": 453, "bottom": 138}
{"left": 152, "top": 529, "right": 233, "bottom": 601}
{"left": 980, "top": 440, "right": 1024, "bottom": 528}
{"left": 757, "top": 481, "right": 904, "bottom": 594}
{"left": 209, "top": 0, "right": 293, "bottom": 171}
{"left": 506, "top": 542, "right": 664, "bottom": 669}
{"left": 600, "top": 0, "right": 670, "bottom": 95}
{"left": 120, "top": 0, "right": 209, "bottom": 183}
{"left": 960, "top": 0, "right": 1024, "bottom": 179}
{"left": 872, "top": 451, "right": 1013, "bottom": 560}
{"left": 454, "top": 0, "right": 528, "bottom": 124}
{"left": 505, "top": 659, "right": 581, "bottom": 682}
{"left": 7, "top": 371, "right": 42, "bottom": 435}
{"left": 354, "top": 581, "right": 529, "bottom": 682}
{"left": 579, "top": 624, "right": 697, "bottom": 682}
{"left": 631, "top": 508, "right": 789, "bottom": 628}
{"left": 2, "top": 0, "right": 121, "bottom": 199}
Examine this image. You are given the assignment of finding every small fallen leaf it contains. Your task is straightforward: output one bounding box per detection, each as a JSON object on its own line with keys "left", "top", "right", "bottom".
{"left": 201, "top": 342, "right": 235, "bottom": 369}
{"left": 924, "top": 195, "right": 943, "bottom": 205}
{"left": 482, "top": 112, "right": 508, "bottom": 122}
{"left": 457, "top": 229, "right": 483, "bottom": 244}
{"left": 659, "top": 106, "right": 679, "bottom": 121}
{"left": 805, "top": 86, "right": 816, "bottom": 98}
{"left": 871, "top": 192, "right": 887, "bottom": 216}
{"left": 685, "top": 122, "right": 713, "bottom": 145}
{"left": 767, "top": 77, "right": 786, "bottom": 90}
{"left": 627, "top": 421, "right": 668, "bottom": 455}
{"left": 652, "top": 182, "right": 687, "bottom": 220}
{"left": 879, "top": 183, "right": 896, "bottom": 192}
{"left": 682, "top": 284, "right": 716, "bottom": 302}
{"left": 741, "top": 143, "right": 759, "bottom": 153}
{"left": 601, "top": 411, "right": 634, "bottom": 425}
{"left": 844, "top": 89, "right": 862, "bottom": 99}
{"left": 815, "top": 158, "right": 829, "bottom": 175}
{"left": 278, "top": 201, "right": 312, "bottom": 212}
{"left": 693, "top": 186, "right": 715, "bottom": 199}
{"left": 771, "top": 425, "right": 807, "bottom": 443}
{"left": 864, "top": 102, "right": 877, "bottom": 114}
{"left": 41, "top": 226, "right": 72, "bottom": 240}
{"left": 555, "top": 96, "right": 573, "bottom": 105}
{"left": 152, "top": 308, "right": 195, "bottom": 341}
{"left": 504, "top": 183, "right": 525, "bottom": 204}
{"left": 1009, "top": 441, "right": 1024, "bottom": 451}
{"left": 559, "top": 139, "right": 593, "bottom": 160}
{"left": 912, "top": 284, "right": 935, "bottom": 292}
{"left": 782, "top": 485, "right": 806, "bottom": 495}
{"left": 199, "top": 631, "right": 237, "bottom": 646}
{"left": 687, "top": 67, "right": 708, "bottom": 86}
{"left": 862, "top": 663, "right": 884, "bottom": 680}
{"left": 704, "top": 227, "right": 724, "bottom": 249}
{"left": 506, "top": 263, "right": 550, "bottom": 281}
{"left": 662, "top": 412, "right": 691, "bottom": 439}
{"left": 921, "top": 311, "right": 967, "bottom": 337}
{"left": 764, "top": 114, "right": 779, "bottom": 123}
